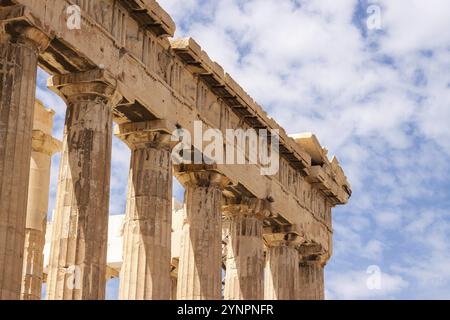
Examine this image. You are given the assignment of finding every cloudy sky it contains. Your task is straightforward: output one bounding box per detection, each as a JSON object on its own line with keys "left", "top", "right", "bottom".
{"left": 36, "top": 0, "right": 450, "bottom": 299}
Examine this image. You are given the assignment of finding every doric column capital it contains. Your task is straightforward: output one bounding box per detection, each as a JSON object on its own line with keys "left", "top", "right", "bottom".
{"left": 31, "top": 130, "right": 62, "bottom": 156}
{"left": 264, "top": 228, "right": 304, "bottom": 248}
{"left": 175, "top": 164, "right": 230, "bottom": 189}
{"left": 297, "top": 243, "right": 327, "bottom": 266}
{"left": 115, "top": 120, "right": 177, "bottom": 150}
{"left": 48, "top": 69, "right": 123, "bottom": 106}
{"left": 0, "top": 5, "right": 51, "bottom": 51}
{"left": 31, "top": 102, "right": 61, "bottom": 155}
{"left": 223, "top": 197, "right": 271, "bottom": 220}
{"left": 297, "top": 243, "right": 326, "bottom": 300}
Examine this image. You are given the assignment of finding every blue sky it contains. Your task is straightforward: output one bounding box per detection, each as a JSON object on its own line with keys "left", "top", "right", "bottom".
{"left": 37, "top": 0, "right": 450, "bottom": 299}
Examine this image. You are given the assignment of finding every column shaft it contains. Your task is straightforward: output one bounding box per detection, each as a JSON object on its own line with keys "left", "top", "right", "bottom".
{"left": 264, "top": 243, "right": 299, "bottom": 300}
{"left": 171, "top": 276, "right": 177, "bottom": 300}
{"left": 118, "top": 133, "right": 172, "bottom": 300}
{"left": 297, "top": 261, "right": 325, "bottom": 300}
{"left": 21, "top": 102, "right": 60, "bottom": 300}
{"left": 223, "top": 204, "right": 265, "bottom": 300}
{"left": 46, "top": 71, "right": 121, "bottom": 300}
{"left": 176, "top": 170, "right": 229, "bottom": 300}
{"left": 0, "top": 25, "right": 48, "bottom": 299}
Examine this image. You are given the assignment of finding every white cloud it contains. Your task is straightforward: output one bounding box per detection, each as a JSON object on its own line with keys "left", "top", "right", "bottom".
{"left": 377, "top": 0, "right": 450, "bottom": 54}
{"left": 374, "top": 211, "right": 402, "bottom": 229}
{"left": 326, "top": 269, "right": 408, "bottom": 300}
{"left": 363, "top": 240, "right": 384, "bottom": 260}
{"left": 109, "top": 136, "right": 131, "bottom": 215}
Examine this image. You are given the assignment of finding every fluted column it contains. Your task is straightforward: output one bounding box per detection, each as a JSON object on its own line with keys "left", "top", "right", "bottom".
{"left": 171, "top": 275, "right": 177, "bottom": 300}
{"left": 297, "top": 259, "right": 324, "bottom": 300}
{"left": 46, "top": 70, "right": 122, "bottom": 300}
{"left": 21, "top": 100, "right": 61, "bottom": 300}
{"left": 297, "top": 245, "right": 326, "bottom": 300}
{"left": 223, "top": 198, "right": 268, "bottom": 300}
{"left": 175, "top": 166, "right": 230, "bottom": 300}
{"left": 115, "top": 124, "right": 173, "bottom": 300}
{"left": 0, "top": 12, "right": 50, "bottom": 299}
{"left": 264, "top": 234, "right": 300, "bottom": 300}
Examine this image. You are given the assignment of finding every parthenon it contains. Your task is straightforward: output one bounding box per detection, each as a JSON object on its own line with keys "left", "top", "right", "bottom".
{"left": 0, "top": 0, "right": 351, "bottom": 300}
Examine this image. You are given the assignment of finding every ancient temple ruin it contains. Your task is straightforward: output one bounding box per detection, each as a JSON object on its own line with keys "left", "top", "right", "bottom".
{"left": 0, "top": 0, "right": 351, "bottom": 300}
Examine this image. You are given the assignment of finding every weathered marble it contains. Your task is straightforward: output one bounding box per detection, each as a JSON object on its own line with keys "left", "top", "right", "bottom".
{"left": 0, "top": 20, "right": 49, "bottom": 299}
{"left": 21, "top": 100, "right": 61, "bottom": 300}
{"left": 116, "top": 127, "right": 173, "bottom": 300}
{"left": 175, "top": 167, "right": 230, "bottom": 300}
{"left": 297, "top": 260, "right": 325, "bottom": 300}
{"left": 223, "top": 198, "right": 268, "bottom": 300}
{"left": 264, "top": 235, "right": 300, "bottom": 300}
{"left": 46, "top": 70, "right": 121, "bottom": 300}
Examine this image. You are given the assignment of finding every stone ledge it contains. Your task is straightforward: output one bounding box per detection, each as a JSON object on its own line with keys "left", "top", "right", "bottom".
{"left": 119, "top": 0, "right": 176, "bottom": 37}
{"left": 291, "top": 133, "right": 352, "bottom": 204}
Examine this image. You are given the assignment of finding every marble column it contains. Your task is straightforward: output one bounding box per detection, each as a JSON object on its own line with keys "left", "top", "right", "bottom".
{"left": 175, "top": 167, "right": 230, "bottom": 300}
{"left": 171, "top": 276, "right": 177, "bottom": 300}
{"left": 0, "top": 18, "right": 50, "bottom": 299}
{"left": 21, "top": 100, "right": 61, "bottom": 300}
{"left": 46, "top": 70, "right": 122, "bottom": 300}
{"left": 297, "top": 258, "right": 325, "bottom": 300}
{"left": 264, "top": 235, "right": 300, "bottom": 300}
{"left": 223, "top": 198, "right": 268, "bottom": 300}
{"left": 116, "top": 126, "right": 173, "bottom": 300}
